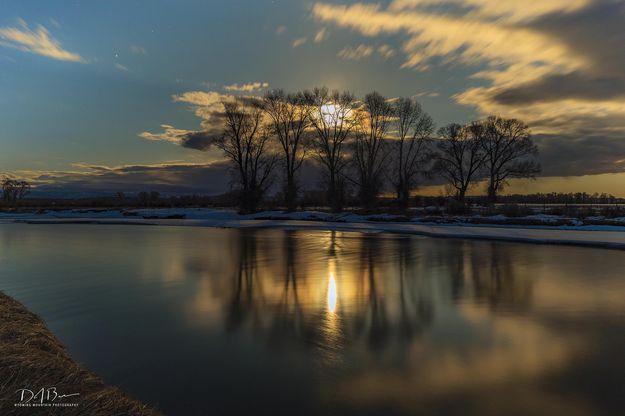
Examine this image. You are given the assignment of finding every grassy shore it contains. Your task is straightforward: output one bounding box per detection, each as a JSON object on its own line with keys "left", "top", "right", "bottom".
{"left": 0, "top": 291, "right": 161, "bottom": 415}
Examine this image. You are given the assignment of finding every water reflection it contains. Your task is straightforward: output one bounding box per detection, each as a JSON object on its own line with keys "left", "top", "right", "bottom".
{"left": 187, "top": 229, "right": 625, "bottom": 415}
{"left": 213, "top": 230, "right": 445, "bottom": 354}
{"left": 327, "top": 273, "right": 337, "bottom": 314}
{"left": 3, "top": 225, "right": 625, "bottom": 415}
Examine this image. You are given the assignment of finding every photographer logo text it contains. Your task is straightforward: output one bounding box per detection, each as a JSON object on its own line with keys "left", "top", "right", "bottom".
{"left": 14, "top": 387, "right": 80, "bottom": 408}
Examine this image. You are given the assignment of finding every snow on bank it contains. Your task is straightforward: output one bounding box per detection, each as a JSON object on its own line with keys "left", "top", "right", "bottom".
{"left": 2, "top": 208, "right": 625, "bottom": 249}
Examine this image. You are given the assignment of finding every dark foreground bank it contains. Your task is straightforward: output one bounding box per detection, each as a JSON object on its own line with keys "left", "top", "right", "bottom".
{"left": 0, "top": 291, "right": 161, "bottom": 415}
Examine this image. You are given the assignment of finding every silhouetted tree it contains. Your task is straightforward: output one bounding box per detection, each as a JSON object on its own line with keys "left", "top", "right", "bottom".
{"left": 115, "top": 192, "right": 126, "bottom": 205}
{"left": 138, "top": 191, "right": 149, "bottom": 206}
{"left": 307, "top": 87, "right": 359, "bottom": 212}
{"left": 137, "top": 191, "right": 159, "bottom": 206}
{"left": 150, "top": 191, "right": 160, "bottom": 203}
{"left": 352, "top": 92, "right": 393, "bottom": 209}
{"left": 481, "top": 116, "right": 540, "bottom": 202}
{"left": 434, "top": 123, "right": 486, "bottom": 201}
{"left": 1, "top": 178, "right": 30, "bottom": 206}
{"left": 390, "top": 97, "right": 435, "bottom": 209}
{"left": 262, "top": 90, "right": 312, "bottom": 211}
{"left": 216, "top": 99, "right": 276, "bottom": 212}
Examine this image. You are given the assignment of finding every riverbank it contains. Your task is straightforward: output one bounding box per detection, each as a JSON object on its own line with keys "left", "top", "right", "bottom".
{"left": 0, "top": 291, "right": 160, "bottom": 415}
{"left": 2, "top": 208, "right": 625, "bottom": 249}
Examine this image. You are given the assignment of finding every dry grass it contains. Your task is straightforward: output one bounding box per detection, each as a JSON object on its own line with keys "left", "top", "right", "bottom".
{"left": 0, "top": 291, "right": 162, "bottom": 415}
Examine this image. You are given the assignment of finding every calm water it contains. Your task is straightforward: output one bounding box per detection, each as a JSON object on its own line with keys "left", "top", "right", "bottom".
{"left": 2, "top": 223, "right": 625, "bottom": 415}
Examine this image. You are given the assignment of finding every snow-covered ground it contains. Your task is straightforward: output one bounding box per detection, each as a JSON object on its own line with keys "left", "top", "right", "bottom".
{"left": 1, "top": 208, "right": 625, "bottom": 249}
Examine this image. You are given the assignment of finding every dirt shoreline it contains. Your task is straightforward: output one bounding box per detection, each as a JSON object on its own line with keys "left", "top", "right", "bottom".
{"left": 0, "top": 291, "right": 161, "bottom": 415}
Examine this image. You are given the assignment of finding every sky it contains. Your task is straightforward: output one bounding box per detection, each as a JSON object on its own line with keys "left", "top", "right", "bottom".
{"left": 1, "top": 0, "right": 625, "bottom": 197}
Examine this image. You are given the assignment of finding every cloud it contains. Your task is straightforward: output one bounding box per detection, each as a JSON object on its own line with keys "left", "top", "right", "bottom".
{"left": 16, "top": 162, "right": 234, "bottom": 198}
{"left": 0, "top": 19, "right": 85, "bottom": 62}
{"left": 12, "top": 159, "right": 327, "bottom": 198}
{"left": 534, "top": 134, "right": 625, "bottom": 177}
{"left": 139, "top": 124, "right": 219, "bottom": 151}
{"left": 312, "top": 0, "right": 625, "bottom": 178}
{"left": 338, "top": 43, "right": 397, "bottom": 61}
{"left": 414, "top": 91, "right": 440, "bottom": 98}
{"left": 169, "top": 90, "right": 239, "bottom": 131}
{"left": 377, "top": 44, "right": 396, "bottom": 60}
{"left": 388, "top": 0, "right": 591, "bottom": 23}
{"left": 338, "top": 44, "right": 374, "bottom": 60}
{"left": 114, "top": 63, "right": 129, "bottom": 72}
{"left": 492, "top": 73, "right": 625, "bottom": 105}
{"left": 140, "top": 90, "right": 242, "bottom": 150}
{"left": 49, "top": 18, "right": 61, "bottom": 29}
{"left": 275, "top": 26, "right": 286, "bottom": 35}
{"left": 313, "top": 3, "right": 586, "bottom": 72}
{"left": 130, "top": 44, "right": 147, "bottom": 55}
{"left": 314, "top": 27, "right": 328, "bottom": 43}
{"left": 292, "top": 37, "right": 307, "bottom": 48}
{"left": 224, "top": 81, "right": 269, "bottom": 92}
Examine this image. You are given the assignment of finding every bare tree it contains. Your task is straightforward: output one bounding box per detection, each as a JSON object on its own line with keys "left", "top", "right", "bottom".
{"left": 352, "top": 92, "right": 393, "bottom": 209}
{"left": 215, "top": 99, "right": 277, "bottom": 212}
{"left": 481, "top": 116, "right": 540, "bottom": 202}
{"left": 138, "top": 191, "right": 149, "bottom": 206}
{"left": 262, "top": 89, "right": 312, "bottom": 211}
{"left": 307, "top": 87, "right": 359, "bottom": 212}
{"left": 115, "top": 191, "right": 126, "bottom": 205}
{"left": 434, "top": 123, "right": 487, "bottom": 201}
{"left": 1, "top": 178, "right": 30, "bottom": 206}
{"left": 390, "top": 97, "right": 435, "bottom": 209}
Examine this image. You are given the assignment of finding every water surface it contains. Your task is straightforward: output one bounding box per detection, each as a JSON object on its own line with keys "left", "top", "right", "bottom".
{"left": 1, "top": 223, "right": 625, "bottom": 415}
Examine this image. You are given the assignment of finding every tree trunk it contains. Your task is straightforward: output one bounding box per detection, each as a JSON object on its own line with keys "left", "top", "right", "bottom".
{"left": 360, "top": 182, "right": 375, "bottom": 211}
{"left": 487, "top": 178, "right": 497, "bottom": 204}
{"left": 457, "top": 187, "right": 466, "bottom": 202}
{"left": 285, "top": 175, "right": 297, "bottom": 212}
{"left": 327, "top": 173, "right": 343, "bottom": 213}
{"left": 399, "top": 184, "right": 410, "bottom": 211}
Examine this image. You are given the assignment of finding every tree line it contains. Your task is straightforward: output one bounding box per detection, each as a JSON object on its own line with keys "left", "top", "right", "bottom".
{"left": 498, "top": 192, "right": 622, "bottom": 205}
{"left": 216, "top": 87, "right": 540, "bottom": 212}
{"left": 1, "top": 178, "right": 30, "bottom": 206}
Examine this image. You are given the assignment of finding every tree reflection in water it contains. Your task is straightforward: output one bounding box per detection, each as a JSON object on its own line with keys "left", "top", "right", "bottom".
{"left": 225, "top": 230, "right": 265, "bottom": 331}
{"left": 222, "top": 229, "right": 445, "bottom": 354}
{"left": 6, "top": 224, "right": 625, "bottom": 415}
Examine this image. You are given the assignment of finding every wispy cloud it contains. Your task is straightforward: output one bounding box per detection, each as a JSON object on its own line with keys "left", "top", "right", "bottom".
{"left": 377, "top": 44, "right": 395, "bottom": 60}
{"left": 0, "top": 19, "right": 85, "bottom": 62}
{"left": 292, "top": 37, "right": 307, "bottom": 48}
{"left": 275, "top": 26, "right": 286, "bottom": 35}
{"left": 313, "top": 2, "right": 585, "bottom": 72}
{"left": 388, "top": 0, "right": 591, "bottom": 23}
{"left": 338, "top": 43, "right": 395, "bottom": 61}
{"left": 312, "top": 0, "right": 625, "bottom": 143}
{"left": 114, "top": 63, "right": 129, "bottom": 72}
{"left": 414, "top": 91, "right": 440, "bottom": 98}
{"left": 139, "top": 124, "right": 191, "bottom": 145}
{"left": 338, "top": 44, "right": 374, "bottom": 60}
{"left": 314, "top": 28, "right": 328, "bottom": 43}
{"left": 14, "top": 162, "right": 233, "bottom": 197}
{"left": 49, "top": 18, "right": 61, "bottom": 29}
{"left": 224, "top": 81, "right": 269, "bottom": 92}
{"left": 130, "top": 44, "right": 147, "bottom": 55}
